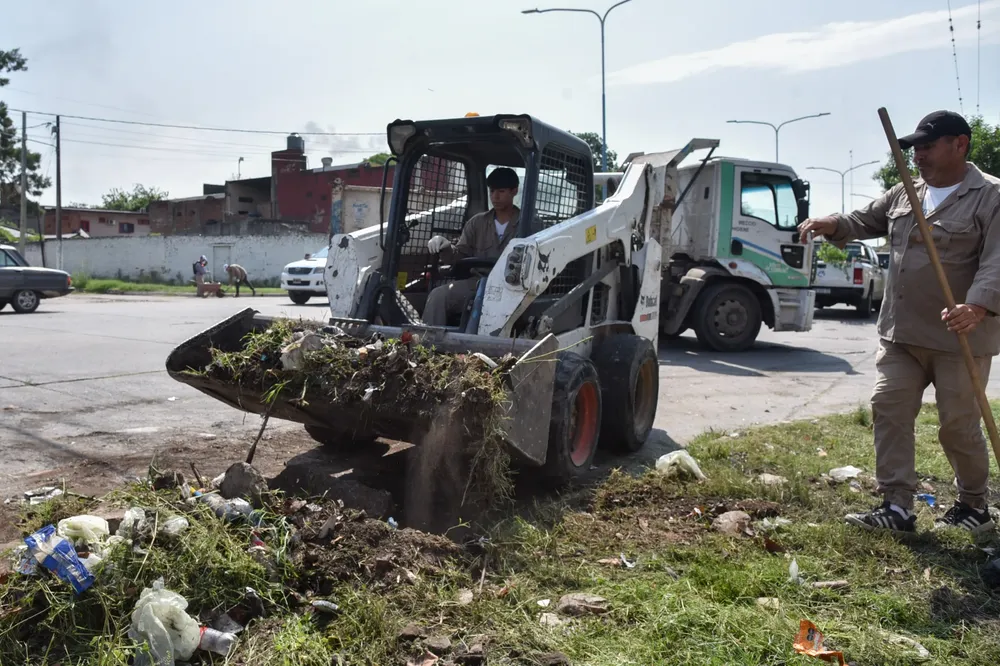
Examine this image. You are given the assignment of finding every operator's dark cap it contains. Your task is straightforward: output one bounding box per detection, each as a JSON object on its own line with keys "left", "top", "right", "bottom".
{"left": 486, "top": 167, "right": 519, "bottom": 189}
{"left": 898, "top": 110, "right": 971, "bottom": 149}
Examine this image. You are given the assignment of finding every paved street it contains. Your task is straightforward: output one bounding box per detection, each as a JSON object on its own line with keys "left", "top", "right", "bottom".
{"left": 3, "top": 293, "right": 998, "bottom": 498}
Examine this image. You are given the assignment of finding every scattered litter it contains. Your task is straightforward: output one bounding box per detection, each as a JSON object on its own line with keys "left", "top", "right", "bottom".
{"left": 455, "top": 588, "right": 474, "bottom": 606}
{"left": 755, "top": 473, "right": 788, "bottom": 486}
{"left": 923, "top": 567, "right": 932, "bottom": 582}
{"left": 759, "top": 517, "right": 792, "bottom": 532}
{"left": 816, "top": 448, "right": 828, "bottom": 458}
{"left": 24, "top": 525, "right": 95, "bottom": 594}
{"left": 538, "top": 612, "right": 567, "bottom": 628}
{"left": 388, "top": 517, "right": 399, "bottom": 529}
{"left": 470, "top": 352, "right": 498, "bottom": 369}
{"left": 556, "top": 592, "right": 609, "bottom": 616}
{"left": 915, "top": 493, "right": 936, "bottom": 508}
{"left": 729, "top": 432, "right": 741, "bottom": 438}
{"left": 712, "top": 510, "right": 751, "bottom": 537}
{"left": 828, "top": 465, "right": 863, "bottom": 483}
{"left": 793, "top": 619, "right": 846, "bottom": 665}
{"left": 756, "top": 597, "right": 780, "bottom": 610}
{"left": 788, "top": 558, "right": 804, "bottom": 585}
{"left": 24, "top": 486, "right": 63, "bottom": 505}
{"left": 810, "top": 580, "right": 849, "bottom": 590}
{"left": 211, "top": 613, "right": 244, "bottom": 634}
{"left": 310, "top": 599, "right": 340, "bottom": 614}
{"left": 407, "top": 650, "right": 440, "bottom": 666}
{"left": 882, "top": 631, "right": 931, "bottom": 661}
{"left": 167, "top": 397, "right": 177, "bottom": 402}
{"left": 597, "top": 558, "right": 621, "bottom": 567}
{"left": 12, "top": 546, "right": 38, "bottom": 575}
{"left": 160, "top": 516, "right": 189, "bottom": 538}
{"left": 848, "top": 480, "right": 862, "bottom": 493}
{"left": 620, "top": 553, "right": 637, "bottom": 569}
{"left": 655, "top": 451, "right": 708, "bottom": 481}
{"left": 57, "top": 515, "right": 110, "bottom": 549}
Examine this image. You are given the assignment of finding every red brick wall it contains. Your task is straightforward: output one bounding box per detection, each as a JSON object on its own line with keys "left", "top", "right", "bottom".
{"left": 149, "top": 197, "right": 224, "bottom": 234}
{"left": 275, "top": 164, "right": 393, "bottom": 233}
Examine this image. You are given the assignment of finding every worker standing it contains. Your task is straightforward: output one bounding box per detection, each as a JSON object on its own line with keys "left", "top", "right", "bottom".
{"left": 799, "top": 110, "right": 1000, "bottom": 534}
{"left": 224, "top": 263, "right": 256, "bottom": 298}
{"left": 193, "top": 255, "right": 208, "bottom": 298}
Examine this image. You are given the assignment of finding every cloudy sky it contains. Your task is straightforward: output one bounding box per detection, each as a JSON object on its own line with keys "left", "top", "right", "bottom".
{"left": 2, "top": 0, "right": 997, "bottom": 217}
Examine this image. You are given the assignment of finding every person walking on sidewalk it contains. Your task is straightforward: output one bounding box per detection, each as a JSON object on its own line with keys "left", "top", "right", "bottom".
{"left": 799, "top": 110, "right": 1000, "bottom": 534}
{"left": 224, "top": 263, "right": 256, "bottom": 297}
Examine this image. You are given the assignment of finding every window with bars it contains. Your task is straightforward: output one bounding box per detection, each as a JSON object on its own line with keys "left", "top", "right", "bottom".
{"left": 400, "top": 155, "right": 469, "bottom": 258}
{"left": 534, "top": 143, "right": 590, "bottom": 297}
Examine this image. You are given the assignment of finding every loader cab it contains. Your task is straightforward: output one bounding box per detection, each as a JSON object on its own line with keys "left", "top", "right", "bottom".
{"left": 368, "top": 114, "right": 596, "bottom": 328}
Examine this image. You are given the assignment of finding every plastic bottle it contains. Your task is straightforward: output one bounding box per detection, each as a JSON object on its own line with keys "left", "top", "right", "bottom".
{"left": 198, "top": 627, "right": 237, "bottom": 656}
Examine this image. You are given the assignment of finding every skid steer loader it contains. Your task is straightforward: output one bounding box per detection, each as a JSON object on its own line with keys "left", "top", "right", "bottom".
{"left": 166, "top": 114, "right": 712, "bottom": 483}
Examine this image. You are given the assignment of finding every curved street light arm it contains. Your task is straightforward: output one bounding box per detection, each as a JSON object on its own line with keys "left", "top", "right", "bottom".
{"left": 603, "top": 0, "right": 633, "bottom": 21}
{"left": 776, "top": 112, "right": 831, "bottom": 131}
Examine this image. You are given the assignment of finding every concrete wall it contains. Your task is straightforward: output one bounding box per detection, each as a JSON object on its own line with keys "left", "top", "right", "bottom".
{"left": 23, "top": 233, "right": 329, "bottom": 284}
{"left": 332, "top": 185, "right": 390, "bottom": 235}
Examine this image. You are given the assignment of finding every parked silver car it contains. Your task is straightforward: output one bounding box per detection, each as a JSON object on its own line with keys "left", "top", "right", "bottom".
{"left": 0, "top": 244, "right": 74, "bottom": 313}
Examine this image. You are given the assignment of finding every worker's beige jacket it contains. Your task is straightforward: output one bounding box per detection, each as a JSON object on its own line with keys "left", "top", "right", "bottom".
{"left": 442, "top": 207, "right": 520, "bottom": 264}
{"left": 829, "top": 163, "right": 1000, "bottom": 356}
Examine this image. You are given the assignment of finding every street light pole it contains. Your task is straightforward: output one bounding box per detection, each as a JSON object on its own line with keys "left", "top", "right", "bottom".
{"left": 807, "top": 160, "right": 879, "bottom": 213}
{"left": 522, "top": 0, "right": 633, "bottom": 172}
{"left": 726, "top": 113, "right": 831, "bottom": 162}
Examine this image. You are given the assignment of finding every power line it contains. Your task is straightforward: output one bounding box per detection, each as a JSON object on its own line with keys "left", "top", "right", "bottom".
{"left": 947, "top": 0, "right": 965, "bottom": 115}
{"left": 8, "top": 107, "right": 383, "bottom": 137}
{"left": 56, "top": 137, "right": 377, "bottom": 157}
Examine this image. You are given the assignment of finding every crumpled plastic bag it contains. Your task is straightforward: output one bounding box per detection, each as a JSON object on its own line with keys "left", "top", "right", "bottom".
{"left": 655, "top": 451, "right": 708, "bottom": 481}
{"left": 56, "top": 515, "right": 110, "bottom": 549}
{"left": 129, "top": 578, "right": 202, "bottom": 666}
{"left": 280, "top": 331, "right": 327, "bottom": 371}
{"left": 828, "top": 465, "right": 863, "bottom": 483}
{"left": 118, "top": 507, "right": 150, "bottom": 541}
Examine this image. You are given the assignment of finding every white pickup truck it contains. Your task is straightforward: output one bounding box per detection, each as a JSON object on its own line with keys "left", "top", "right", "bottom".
{"left": 813, "top": 241, "right": 885, "bottom": 318}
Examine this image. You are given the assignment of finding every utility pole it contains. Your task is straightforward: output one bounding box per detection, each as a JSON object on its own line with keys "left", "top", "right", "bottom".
{"left": 18, "top": 111, "right": 27, "bottom": 257}
{"left": 56, "top": 115, "right": 62, "bottom": 244}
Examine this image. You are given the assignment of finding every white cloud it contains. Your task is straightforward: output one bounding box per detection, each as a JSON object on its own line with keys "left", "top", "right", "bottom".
{"left": 608, "top": 1, "right": 1000, "bottom": 86}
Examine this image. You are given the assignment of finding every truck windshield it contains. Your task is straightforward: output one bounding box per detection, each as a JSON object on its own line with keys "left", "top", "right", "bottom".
{"left": 311, "top": 247, "right": 329, "bottom": 260}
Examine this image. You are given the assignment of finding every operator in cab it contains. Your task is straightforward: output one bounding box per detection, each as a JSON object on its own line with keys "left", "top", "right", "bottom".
{"left": 422, "top": 167, "right": 520, "bottom": 326}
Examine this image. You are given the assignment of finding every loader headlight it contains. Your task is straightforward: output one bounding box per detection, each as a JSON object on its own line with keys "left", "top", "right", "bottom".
{"left": 499, "top": 117, "right": 533, "bottom": 148}
{"left": 388, "top": 122, "right": 417, "bottom": 156}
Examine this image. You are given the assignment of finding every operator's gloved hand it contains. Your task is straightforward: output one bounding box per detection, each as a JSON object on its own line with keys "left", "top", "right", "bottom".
{"left": 427, "top": 235, "right": 451, "bottom": 254}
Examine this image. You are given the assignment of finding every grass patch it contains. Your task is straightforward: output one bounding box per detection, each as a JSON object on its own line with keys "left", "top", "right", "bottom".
{"left": 70, "top": 276, "right": 283, "bottom": 295}
{"left": 4, "top": 404, "right": 1000, "bottom": 664}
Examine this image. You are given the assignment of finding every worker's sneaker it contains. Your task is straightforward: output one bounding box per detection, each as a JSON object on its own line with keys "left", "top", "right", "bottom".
{"left": 845, "top": 502, "right": 916, "bottom": 534}
{"left": 934, "top": 501, "right": 994, "bottom": 534}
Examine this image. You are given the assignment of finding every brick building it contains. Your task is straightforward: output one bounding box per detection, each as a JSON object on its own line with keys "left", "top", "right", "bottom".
{"left": 42, "top": 207, "right": 150, "bottom": 237}
{"left": 149, "top": 190, "right": 225, "bottom": 235}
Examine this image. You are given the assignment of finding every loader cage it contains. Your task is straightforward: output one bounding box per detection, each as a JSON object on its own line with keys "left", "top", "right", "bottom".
{"left": 372, "top": 114, "right": 596, "bottom": 329}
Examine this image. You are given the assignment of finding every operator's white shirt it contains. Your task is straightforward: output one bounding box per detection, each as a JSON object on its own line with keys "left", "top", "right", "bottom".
{"left": 494, "top": 217, "right": 508, "bottom": 240}
{"left": 923, "top": 183, "right": 961, "bottom": 214}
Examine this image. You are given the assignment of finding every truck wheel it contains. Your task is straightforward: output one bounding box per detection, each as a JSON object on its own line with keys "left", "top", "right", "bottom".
{"left": 11, "top": 290, "right": 40, "bottom": 314}
{"left": 856, "top": 287, "right": 873, "bottom": 319}
{"left": 692, "top": 283, "right": 762, "bottom": 352}
{"left": 304, "top": 424, "right": 378, "bottom": 450}
{"left": 543, "top": 352, "right": 602, "bottom": 485}
{"left": 592, "top": 335, "right": 658, "bottom": 453}
{"left": 663, "top": 326, "right": 687, "bottom": 340}
{"left": 289, "top": 292, "right": 311, "bottom": 305}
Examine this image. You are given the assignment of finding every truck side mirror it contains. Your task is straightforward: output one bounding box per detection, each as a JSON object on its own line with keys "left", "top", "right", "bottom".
{"left": 791, "top": 178, "right": 809, "bottom": 200}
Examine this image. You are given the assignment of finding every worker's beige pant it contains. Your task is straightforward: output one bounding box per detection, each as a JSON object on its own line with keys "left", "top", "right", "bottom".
{"left": 422, "top": 278, "right": 478, "bottom": 326}
{"left": 872, "top": 339, "right": 992, "bottom": 510}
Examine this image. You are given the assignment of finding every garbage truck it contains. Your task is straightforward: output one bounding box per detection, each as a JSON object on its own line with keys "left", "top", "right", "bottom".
{"left": 167, "top": 114, "right": 815, "bottom": 484}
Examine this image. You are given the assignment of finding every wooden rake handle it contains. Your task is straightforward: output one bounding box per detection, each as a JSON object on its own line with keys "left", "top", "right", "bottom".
{"left": 877, "top": 107, "right": 1000, "bottom": 465}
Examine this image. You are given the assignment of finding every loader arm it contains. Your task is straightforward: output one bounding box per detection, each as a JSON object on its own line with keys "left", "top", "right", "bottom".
{"left": 478, "top": 149, "right": 691, "bottom": 343}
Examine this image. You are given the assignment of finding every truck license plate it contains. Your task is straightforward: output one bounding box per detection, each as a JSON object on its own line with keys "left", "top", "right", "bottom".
{"left": 815, "top": 288, "right": 831, "bottom": 294}
{"left": 290, "top": 280, "right": 306, "bottom": 286}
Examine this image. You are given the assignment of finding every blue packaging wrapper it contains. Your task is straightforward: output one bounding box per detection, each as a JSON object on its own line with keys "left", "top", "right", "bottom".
{"left": 24, "top": 525, "right": 95, "bottom": 594}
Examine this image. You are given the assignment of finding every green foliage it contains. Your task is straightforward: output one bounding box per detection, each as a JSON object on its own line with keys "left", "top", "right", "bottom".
{"left": 0, "top": 48, "right": 51, "bottom": 205}
{"left": 365, "top": 152, "right": 391, "bottom": 167}
{"left": 874, "top": 115, "right": 1000, "bottom": 191}
{"left": 816, "top": 242, "right": 849, "bottom": 266}
{"left": 100, "top": 184, "right": 168, "bottom": 212}
{"left": 570, "top": 131, "right": 619, "bottom": 171}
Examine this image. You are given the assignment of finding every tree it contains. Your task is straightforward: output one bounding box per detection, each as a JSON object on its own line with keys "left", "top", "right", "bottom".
{"left": 873, "top": 116, "right": 1000, "bottom": 191}
{"left": 365, "top": 152, "right": 391, "bottom": 167}
{"left": 100, "top": 184, "right": 168, "bottom": 211}
{"left": 570, "top": 131, "right": 619, "bottom": 171}
{"left": 0, "top": 48, "right": 50, "bottom": 207}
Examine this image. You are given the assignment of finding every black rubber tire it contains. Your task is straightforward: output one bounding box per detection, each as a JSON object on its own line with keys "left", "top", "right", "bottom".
{"left": 11, "top": 290, "right": 40, "bottom": 314}
{"left": 856, "top": 286, "right": 873, "bottom": 319}
{"left": 289, "top": 292, "right": 311, "bottom": 305}
{"left": 692, "top": 283, "right": 762, "bottom": 352}
{"left": 662, "top": 326, "right": 687, "bottom": 340}
{"left": 303, "top": 424, "right": 378, "bottom": 449}
{"left": 592, "top": 335, "right": 659, "bottom": 453}
{"left": 542, "top": 352, "right": 602, "bottom": 486}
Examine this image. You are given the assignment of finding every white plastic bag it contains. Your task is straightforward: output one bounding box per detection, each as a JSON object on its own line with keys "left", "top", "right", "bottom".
{"left": 159, "top": 516, "right": 189, "bottom": 538}
{"left": 655, "top": 451, "right": 708, "bottom": 481}
{"left": 829, "top": 465, "right": 863, "bottom": 483}
{"left": 129, "top": 578, "right": 201, "bottom": 665}
{"left": 118, "top": 507, "right": 149, "bottom": 540}
{"left": 56, "top": 515, "right": 110, "bottom": 549}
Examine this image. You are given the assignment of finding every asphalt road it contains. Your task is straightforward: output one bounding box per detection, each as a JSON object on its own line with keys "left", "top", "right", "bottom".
{"left": 3, "top": 293, "right": 999, "bottom": 498}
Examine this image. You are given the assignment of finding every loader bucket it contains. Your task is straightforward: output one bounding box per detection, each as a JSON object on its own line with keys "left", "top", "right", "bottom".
{"left": 165, "top": 309, "right": 558, "bottom": 466}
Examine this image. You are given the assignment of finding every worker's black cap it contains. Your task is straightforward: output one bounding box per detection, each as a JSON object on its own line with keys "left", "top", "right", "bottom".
{"left": 486, "top": 167, "right": 519, "bottom": 189}
{"left": 898, "top": 110, "right": 971, "bottom": 149}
